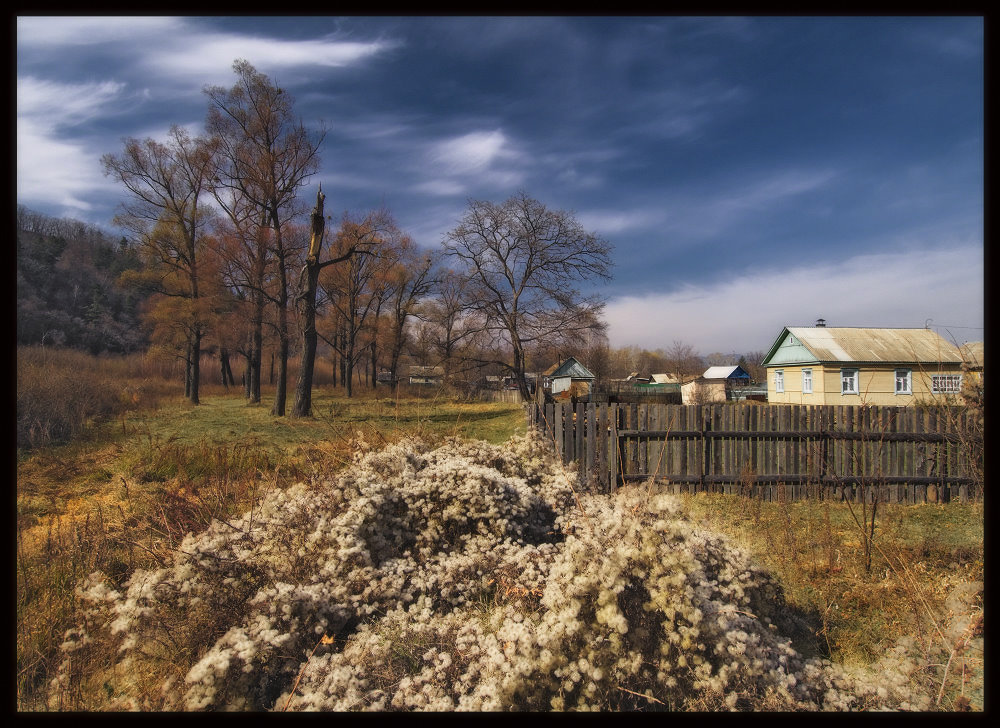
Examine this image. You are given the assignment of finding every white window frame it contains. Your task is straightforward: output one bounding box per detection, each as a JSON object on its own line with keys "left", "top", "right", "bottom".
{"left": 774, "top": 370, "right": 784, "bottom": 393}
{"left": 802, "top": 368, "right": 813, "bottom": 394}
{"left": 841, "top": 368, "right": 859, "bottom": 395}
{"left": 895, "top": 369, "right": 912, "bottom": 395}
{"left": 931, "top": 374, "right": 962, "bottom": 394}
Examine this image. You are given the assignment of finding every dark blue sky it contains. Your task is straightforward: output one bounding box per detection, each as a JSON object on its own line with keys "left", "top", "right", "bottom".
{"left": 16, "top": 16, "right": 984, "bottom": 353}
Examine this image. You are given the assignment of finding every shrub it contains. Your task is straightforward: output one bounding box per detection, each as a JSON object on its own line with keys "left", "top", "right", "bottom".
{"left": 51, "top": 433, "right": 952, "bottom": 711}
{"left": 16, "top": 346, "right": 170, "bottom": 450}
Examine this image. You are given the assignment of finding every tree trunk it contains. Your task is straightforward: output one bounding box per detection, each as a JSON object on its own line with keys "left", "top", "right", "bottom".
{"left": 221, "top": 348, "right": 235, "bottom": 388}
{"left": 270, "top": 206, "right": 290, "bottom": 417}
{"left": 250, "top": 321, "right": 262, "bottom": 403}
{"left": 339, "top": 330, "right": 348, "bottom": 391}
{"left": 190, "top": 330, "right": 201, "bottom": 404}
{"left": 272, "top": 275, "right": 289, "bottom": 416}
{"left": 272, "top": 337, "right": 287, "bottom": 416}
{"left": 345, "top": 330, "right": 356, "bottom": 398}
{"left": 185, "top": 349, "right": 192, "bottom": 399}
{"left": 513, "top": 344, "right": 530, "bottom": 403}
{"left": 292, "top": 258, "right": 321, "bottom": 417}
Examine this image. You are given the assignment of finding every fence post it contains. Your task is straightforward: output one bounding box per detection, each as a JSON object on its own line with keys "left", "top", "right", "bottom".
{"left": 610, "top": 403, "right": 619, "bottom": 492}
{"left": 700, "top": 405, "right": 708, "bottom": 493}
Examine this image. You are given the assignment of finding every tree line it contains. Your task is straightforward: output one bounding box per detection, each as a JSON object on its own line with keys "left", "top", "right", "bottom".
{"left": 16, "top": 198, "right": 765, "bottom": 403}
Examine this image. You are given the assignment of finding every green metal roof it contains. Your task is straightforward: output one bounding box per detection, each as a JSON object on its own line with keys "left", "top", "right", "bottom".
{"left": 547, "top": 357, "right": 595, "bottom": 379}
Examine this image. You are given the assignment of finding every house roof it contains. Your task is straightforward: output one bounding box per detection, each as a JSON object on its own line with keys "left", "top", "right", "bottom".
{"left": 544, "top": 357, "right": 595, "bottom": 379}
{"left": 409, "top": 366, "right": 444, "bottom": 376}
{"left": 762, "top": 327, "right": 964, "bottom": 367}
{"left": 960, "top": 341, "right": 984, "bottom": 369}
{"left": 650, "top": 373, "right": 679, "bottom": 384}
{"left": 702, "top": 365, "right": 751, "bottom": 380}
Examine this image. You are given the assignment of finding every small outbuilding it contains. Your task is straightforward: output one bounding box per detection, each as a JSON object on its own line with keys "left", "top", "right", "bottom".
{"left": 681, "top": 377, "right": 727, "bottom": 404}
{"left": 701, "top": 365, "right": 752, "bottom": 383}
{"left": 408, "top": 365, "right": 444, "bottom": 386}
{"left": 543, "top": 357, "right": 596, "bottom": 397}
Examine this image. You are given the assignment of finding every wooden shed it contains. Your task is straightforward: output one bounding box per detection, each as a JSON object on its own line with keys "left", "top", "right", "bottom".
{"left": 543, "top": 357, "right": 595, "bottom": 396}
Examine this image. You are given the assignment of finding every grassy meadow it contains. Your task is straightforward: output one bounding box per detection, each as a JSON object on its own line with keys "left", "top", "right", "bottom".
{"left": 16, "top": 346, "right": 984, "bottom": 711}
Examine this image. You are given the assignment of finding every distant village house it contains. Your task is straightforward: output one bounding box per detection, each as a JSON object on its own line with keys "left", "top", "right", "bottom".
{"left": 761, "top": 324, "right": 967, "bottom": 405}
{"left": 408, "top": 365, "right": 444, "bottom": 386}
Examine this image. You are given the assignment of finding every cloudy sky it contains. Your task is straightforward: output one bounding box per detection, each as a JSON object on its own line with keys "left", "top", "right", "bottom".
{"left": 16, "top": 15, "right": 984, "bottom": 354}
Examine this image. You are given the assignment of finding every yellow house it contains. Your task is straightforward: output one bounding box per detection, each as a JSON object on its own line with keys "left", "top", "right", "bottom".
{"left": 761, "top": 325, "right": 965, "bottom": 406}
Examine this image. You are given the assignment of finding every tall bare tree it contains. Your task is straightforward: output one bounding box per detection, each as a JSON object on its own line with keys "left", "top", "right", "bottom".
{"left": 423, "top": 268, "right": 482, "bottom": 387}
{"left": 102, "top": 126, "right": 216, "bottom": 403}
{"left": 291, "top": 187, "right": 368, "bottom": 417}
{"left": 382, "top": 236, "right": 438, "bottom": 390}
{"left": 442, "top": 191, "right": 613, "bottom": 401}
{"left": 209, "top": 192, "right": 273, "bottom": 404}
{"left": 318, "top": 209, "right": 396, "bottom": 398}
{"left": 205, "top": 59, "right": 323, "bottom": 415}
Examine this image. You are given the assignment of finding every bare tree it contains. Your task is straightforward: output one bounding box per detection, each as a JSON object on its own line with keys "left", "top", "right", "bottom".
{"left": 209, "top": 190, "right": 274, "bottom": 403}
{"left": 291, "top": 187, "right": 367, "bottom": 417}
{"left": 102, "top": 126, "right": 216, "bottom": 403}
{"left": 423, "top": 268, "right": 481, "bottom": 387}
{"left": 383, "top": 241, "right": 438, "bottom": 390}
{"left": 663, "top": 340, "right": 705, "bottom": 381}
{"left": 442, "top": 191, "right": 613, "bottom": 401}
{"left": 318, "top": 209, "right": 396, "bottom": 398}
{"left": 205, "top": 59, "right": 324, "bottom": 416}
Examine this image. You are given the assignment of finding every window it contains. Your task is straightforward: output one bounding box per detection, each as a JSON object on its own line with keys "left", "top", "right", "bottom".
{"left": 895, "top": 369, "right": 912, "bottom": 395}
{"left": 841, "top": 369, "right": 858, "bottom": 395}
{"left": 774, "top": 370, "right": 784, "bottom": 393}
{"left": 932, "top": 374, "right": 962, "bottom": 394}
{"left": 802, "top": 368, "right": 813, "bottom": 394}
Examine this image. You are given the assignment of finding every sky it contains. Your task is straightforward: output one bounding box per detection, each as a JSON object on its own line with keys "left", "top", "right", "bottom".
{"left": 16, "top": 15, "right": 985, "bottom": 355}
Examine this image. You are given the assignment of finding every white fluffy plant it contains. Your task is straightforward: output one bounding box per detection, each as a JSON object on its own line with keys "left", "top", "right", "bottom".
{"left": 53, "top": 432, "right": 931, "bottom": 711}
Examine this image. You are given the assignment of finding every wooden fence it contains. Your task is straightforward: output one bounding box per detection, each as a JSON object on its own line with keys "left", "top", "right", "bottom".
{"left": 478, "top": 389, "right": 524, "bottom": 404}
{"left": 527, "top": 403, "right": 983, "bottom": 504}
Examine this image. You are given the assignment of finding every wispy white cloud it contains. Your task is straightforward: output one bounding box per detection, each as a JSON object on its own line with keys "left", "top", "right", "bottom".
{"left": 147, "top": 35, "right": 394, "bottom": 86}
{"left": 718, "top": 169, "right": 838, "bottom": 211}
{"left": 413, "top": 179, "right": 467, "bottom": 196}
{"left": 604, "top": 240, "right": 984, "bottom": 354}
{"left": 16, "top": 16, "right": 184, "bottom": 46}
{"left": 418, "top": 129, "right": 527, "bottom": 196}
{"left": 648, "top": 166, "right": 839, "bottom": 243}
{"left": 429, "top": 130, "right": 514, "bottom": 175}
{"left": 18, "top": 17, "right": 396, "bottom": 90}
{"left": 16, "top": 77, "right": 128, "bottom": 213}
{"left": 576, "top": 208, "right": 668, "bottom": 235}
{"left": 17, "top": 76, "right": 126, "bottom": 122}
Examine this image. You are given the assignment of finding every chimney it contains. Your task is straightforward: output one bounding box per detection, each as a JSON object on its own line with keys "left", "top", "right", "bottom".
{"left": 815, "top": 318, "right": 826, "bottom": 327}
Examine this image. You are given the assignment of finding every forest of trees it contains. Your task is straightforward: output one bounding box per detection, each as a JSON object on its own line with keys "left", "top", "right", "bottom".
{"left": 16, "top": 205, "right": 146, "bottom": 354}
{"left": 17, "top": 59, "right": 768, "bottom": 412}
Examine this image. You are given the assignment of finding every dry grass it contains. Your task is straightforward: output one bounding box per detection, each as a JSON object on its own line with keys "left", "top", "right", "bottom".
{"left": 16, "top": 350, "right": 527, "bottom": 711}
{"left": 676, "top": 490, "right": 984, "bottom": 711}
